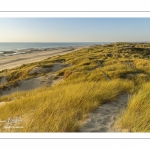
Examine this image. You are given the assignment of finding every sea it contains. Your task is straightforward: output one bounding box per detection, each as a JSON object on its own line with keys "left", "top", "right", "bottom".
{"left": 0, "top": 42, "right": 110, "bottom": 52}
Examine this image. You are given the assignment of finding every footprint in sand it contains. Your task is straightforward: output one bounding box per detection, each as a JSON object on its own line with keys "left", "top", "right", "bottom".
{"left": 79, "top": 93, "right": 129, "bottom": 132}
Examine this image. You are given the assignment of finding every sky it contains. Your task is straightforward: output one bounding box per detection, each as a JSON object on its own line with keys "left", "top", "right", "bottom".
{"left": 0, "top": 18, "right": 150, "bottom": 42}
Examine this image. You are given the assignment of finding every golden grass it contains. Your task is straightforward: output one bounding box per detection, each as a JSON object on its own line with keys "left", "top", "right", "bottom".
{"left": 0, "top": 42, "right": 150, "bottom": 132}
{"left": 0, "top": 79, "right": 133, "bottom": 132}
{"left": 120, "top": 82, "right": 150, "bottom": 132}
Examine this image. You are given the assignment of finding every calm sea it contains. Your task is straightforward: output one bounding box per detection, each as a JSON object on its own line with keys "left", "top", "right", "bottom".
{"left": 0, "top": 42, "right": 109, "bottom": 52}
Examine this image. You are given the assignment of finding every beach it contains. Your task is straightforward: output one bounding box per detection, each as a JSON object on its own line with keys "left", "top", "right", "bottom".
{"left": 0, "top": 45, "right": 90, "bottom": 71}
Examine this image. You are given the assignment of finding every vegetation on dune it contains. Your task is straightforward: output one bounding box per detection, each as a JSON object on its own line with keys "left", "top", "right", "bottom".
{"left": 0, "top": 79, "right": 133, "bottom": 132}
{"left": 120, "top": 82, "right": 150, "bottom": 132}
{"left": 0, "top": 42, "right": 150, "bottom": 132}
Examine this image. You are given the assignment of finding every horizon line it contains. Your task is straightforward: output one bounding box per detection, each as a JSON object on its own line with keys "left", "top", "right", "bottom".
{"left": 0, "top": 41, "right": 148, "bottom": 43}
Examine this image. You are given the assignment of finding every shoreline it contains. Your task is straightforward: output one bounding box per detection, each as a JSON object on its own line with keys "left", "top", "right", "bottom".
{"left": 0, "top": 46, "right": 79, "bottom": 56}
{"left": 0, "top": 45, "right": 92, "bottom": 71}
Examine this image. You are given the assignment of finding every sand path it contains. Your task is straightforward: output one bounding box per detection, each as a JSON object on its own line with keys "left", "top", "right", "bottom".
{"left": 79, "top": 93, "right": 129, "bottom": 132}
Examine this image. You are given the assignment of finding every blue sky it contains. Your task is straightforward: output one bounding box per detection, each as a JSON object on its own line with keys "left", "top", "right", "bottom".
{"left": 0, "top": 18, "right": 150, "bottom": 42}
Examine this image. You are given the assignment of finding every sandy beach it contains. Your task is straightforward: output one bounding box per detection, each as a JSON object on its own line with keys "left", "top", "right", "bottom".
{"left": 0, "top": 45, "right": 90, "bottom": 71}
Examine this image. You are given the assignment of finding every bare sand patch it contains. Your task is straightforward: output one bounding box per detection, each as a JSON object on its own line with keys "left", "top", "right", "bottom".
{"left": 0, "top": 100, "right": 13, "bottom": 107}
{"left": 51, "top": 63, "right": 64, "bottom": 72}
{"left": 79, "top": 93, "right": 129, "bottom": 132}
{"left": 0, "top": 77, "right": 7, "bottom": 86}
{"left": 29, "top": 67, "right": 43, "bottom": 74}
{"left": 0, "top": 101, "right": 7, "bottom": 107}
{"left": 0, "top": 75, "right": 63, "bottom": 97}
{"left": 0, "top": 63, "right": 66, "bottom": 97}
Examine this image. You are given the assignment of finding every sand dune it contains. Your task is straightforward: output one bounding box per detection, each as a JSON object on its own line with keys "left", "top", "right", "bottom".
{"left": 0, "top": 63, "right": 65, "bottom": 97}
{"left": 0, "top": 46, "right": 88, "bottom": 97}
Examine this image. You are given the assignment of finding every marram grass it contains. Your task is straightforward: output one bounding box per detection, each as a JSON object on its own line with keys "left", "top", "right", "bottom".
{"left": 120, "top": 82, "right": 150, "bottom": 132}
{"left": 0, "top": 79, "right": 133, "bottom": 132}
{"left": 0, "top": 42, "right": 150, "bottom": 132}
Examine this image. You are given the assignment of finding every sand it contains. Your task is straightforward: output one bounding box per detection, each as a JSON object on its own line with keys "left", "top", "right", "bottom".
{"left": 0, "top": 77, "right": 7, "bottom": 86}
{"left": 0, "top": 46, "right": 89, "bottom": 71}
{"left": 0, "top": 63, "right": 65, "bottom": 97}
{"left": 0, "top": 45, "right": 89, "bottom": 97}
{"left": 79, "top": 93, "right": 130, "bottom": 132}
